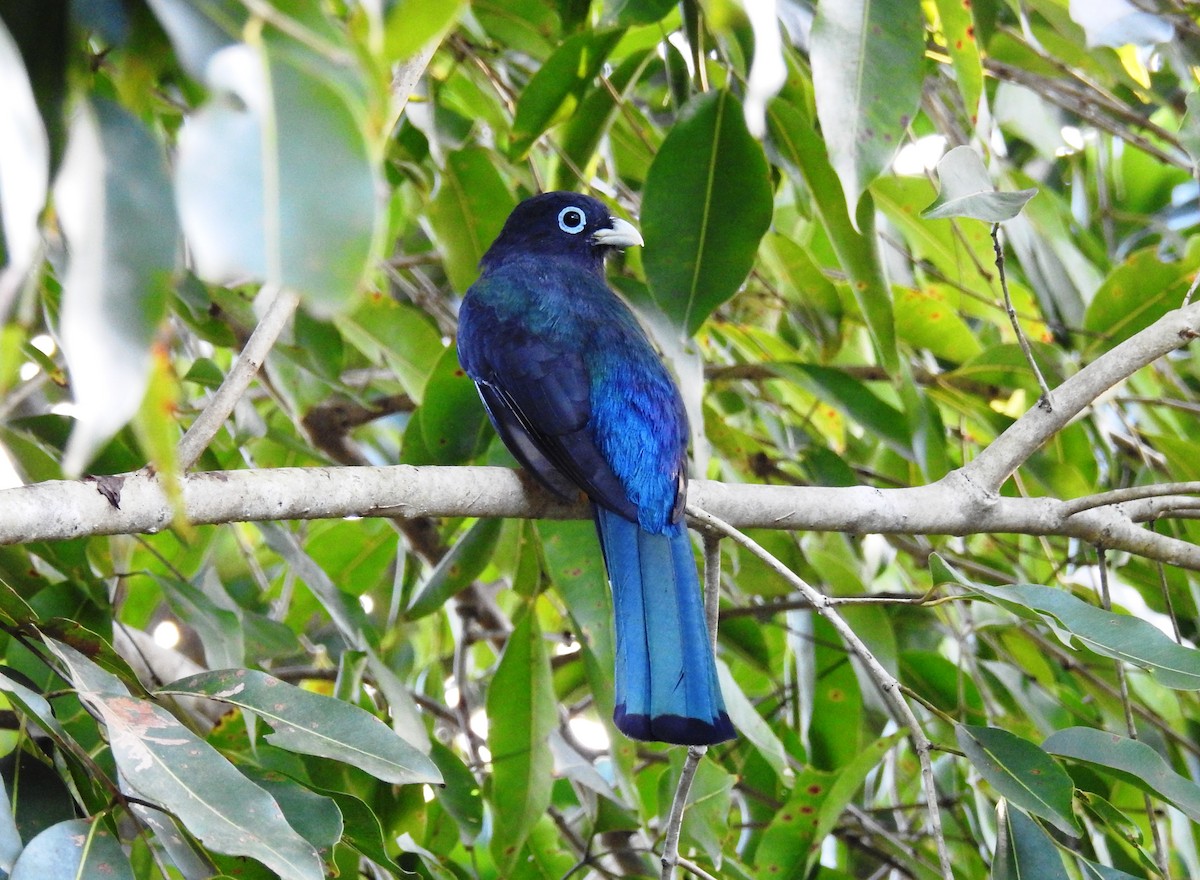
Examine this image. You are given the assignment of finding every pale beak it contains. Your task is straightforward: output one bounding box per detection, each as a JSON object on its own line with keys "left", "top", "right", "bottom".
{"left": 591, "top": 216, "right": 644, "bottom": 249}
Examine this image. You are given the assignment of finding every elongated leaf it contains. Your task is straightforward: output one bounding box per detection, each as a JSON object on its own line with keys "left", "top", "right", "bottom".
{"left": 766, "top": 97, "right": 897, "bottom": 371}
{"left": 55, "top": 98, "right": 178, "bottom": 476}
{"left": 538, "top": 518, "right": 616, "bottom": 719}
{"left": 1079, "top": 858, "right": 1148, "bottom": 880}
{"left": 406, "top": 344, "right": 489, "bottom": 465}
{"left": 956, "top": 724, "right": 1079, "bottom": 836}
{"left": 933, "top": 0, "right": 983, "bottom": 120}
{"left": 510, "top": 28, "right": 624, "bottom": 158}
{"left": 175, "top": 38, "right": 379, "bottom": 314}
{"left": 553, "top": 48, "right": 652, "bottom": 190}
{"left": 242, "top": 768, "right": 343, "bottom": 850}
{"left": 769, "top": 363, "right": 911, "bottom": 456}
{"left": 811, "top": 0, "right": 924, "bottom": 220}
{"left": 643, "top": 89, "right": 773, "bottom": 335}
{"left": 1043, "top": 727, "right": 1200, "bottom": 822}
{"left": 992, "top": 802, "right": 1070, "bottom": 880}
{"left": 335, "top": 299, "right": 444, "bottom": 403}
{"left": 407, "top": 517, "right": 502, "bottom": 618}
{"left": 960, "top": 580, "right": 1200, "bottom": 690}
{"left": 89, "top": 692, "right": 322, "bottom": 879}
{"left": 1083, "top": 242, "right": 1200, "bottom": 352}
{"left": 160, "top": 668, "right": 441, "bottom": 784}
{"left": 427, "top": 147, "right": 515, "bottom": 293}
{"left": 0, "top": 16, "right": 49, "bottom": 305}
{"left": 488, "top": 604, "right": 556, "bottom": 874}
{"left": 717, "top": 661, "right": 788, "bottom": 779}
{"left": 923, "top": 146, "right": 1038, "bottom": 222}
{"left": 10, "top": 819, "right": 132, "bottom": 880}
{"left": 383, "top": 0, "right": 465, "bottom": 61}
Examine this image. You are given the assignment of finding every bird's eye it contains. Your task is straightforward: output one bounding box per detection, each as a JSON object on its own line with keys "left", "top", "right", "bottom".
{"left": 558, "top": 206, "right": 587, "bottom": 234}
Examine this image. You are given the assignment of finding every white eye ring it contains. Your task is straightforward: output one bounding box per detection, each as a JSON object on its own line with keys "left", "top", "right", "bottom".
{"left": 558, "top": 206, "right": 587, "bottom": 234}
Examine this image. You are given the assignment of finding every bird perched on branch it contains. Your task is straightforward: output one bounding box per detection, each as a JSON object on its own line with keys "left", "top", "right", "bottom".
{"left": 457, "top": 191, "right": 734, "bottom": 745}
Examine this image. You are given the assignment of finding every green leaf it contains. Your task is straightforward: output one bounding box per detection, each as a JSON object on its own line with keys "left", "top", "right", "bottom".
{"left": 159, "top": 668, "right": 442, "bottom": 784}
{"left": 808, "top": 615, "right": 863, "bottom": 771}
{"left": 88, "top": 692, "right": 323, "bottom": 879}
{"left": 427, "top": 147, "right": 515, "bottom": 294}
{"left": 958, "top": 579, "right": 1200, "bottom": 690}
{"left": 1043, "top": 727, "right": 1200, "bottom": 822}
{"left": 242, "top": 768, "right": 343, "bottom": 850}
{"left": 383, "top": 0, "right": 465, "bottom": 62}
{"left": 175, "top": 37, "right": 379, "bottom": 314}
{"left": 922, "top": 146, "right": 1038, "bottom": 222}
{"left": 1083, "top": 243, "right": 1200, "bottom": 352}
{"left": 956, "top": 725, "right": 1079, "bottom": 836}
{"left": 55, "top": 98, "right": 178, "bottom": 477}
{"left": 430, "top": 740, "right": 484, "bottom": 841}
{"left": 895, "top": 285, "right": 984, "bottom": 363}
{"left": 488, "top": 604, "right": 556, "bottom": 874}
{"left": 643, "top": 89, "right": 773, "bottom": 335}
{"left": 407, "top": 517, "right": 503, "bottom": 618}
{"left": 510, "top": 28, "right": 624, "bottom": 158}
{"left": 552, "top": 48, "right": 652, "bottom": 190}
{"left": 766, "top": 97, "right": 897, "bottom": 371}
{"left": 314, "top": 787, "right": 407, "bottom": 873}
{"left": 10, "top": 819, "right": 133, "bottom": 880}
{"left": 1078, "top": 858, "right": 1148, "bottom": 880}
{"left": 335, "top": 298, "right": 444, "bottom": 403}
{"left": 406, "top": 344, "right": 489, "bottom": 465}
{"left": 768, "top": 363, "right": 911, "bottom": 457}
{"left": 992, "top": 802, "right": 1070, "bottom": 880}
{"left": 932, "top": 0, "right": 983, "bottom": 119}
{"left": 716, "top": 661, "right": 789, "bottom": 779}
{"left": 810, "top": 0, "right": 924, "bottom": 220}
{"left": 538, "top": 519, "right": 616, "bottom": 719}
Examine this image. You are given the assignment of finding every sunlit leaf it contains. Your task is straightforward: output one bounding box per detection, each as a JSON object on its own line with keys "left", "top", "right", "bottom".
{"left": 427, "top": 147, "right": 515, "bottom": 294}
{"left": 0, "top": 16, "right": 49, "bottom": 305}
{"left": 55, "top": 98, "right": 178, "bottom": 476}
{"left": 510, "top": 28, "right": 624, "bottom": 158}
{"left": 811, "top": 0, "right": 924, "bottom": 220}
{"left": 175, "top": 38, "right": 379, "bottom": 314}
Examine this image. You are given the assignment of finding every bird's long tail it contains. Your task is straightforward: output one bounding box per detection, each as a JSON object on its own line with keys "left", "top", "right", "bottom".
{"left": 594, "top": 507, "right": 735, "bottom": 745}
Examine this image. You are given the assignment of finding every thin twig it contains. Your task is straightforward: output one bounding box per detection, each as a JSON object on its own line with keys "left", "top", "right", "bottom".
{"left": 1096, "top": 548, "right": 1171, "bottom": 880}
{"left": 991, "top": 223, "right": 1052, "bottom": 408}
{"left": 685, "top": 505, "right": 955, "bottom": 880}
{"left": 1061, "top": 481, "right": 1200, "bottom": 515}
{"left": 176, "top": 284, "right": 298, "bottom": 470}
{"left": 660, "top": 746, "right": 706, "bottom": 880}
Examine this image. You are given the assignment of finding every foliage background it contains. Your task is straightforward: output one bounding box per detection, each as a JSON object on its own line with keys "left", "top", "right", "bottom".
{"left": 1, "top": 0, "right": 1200, "bottom": 878}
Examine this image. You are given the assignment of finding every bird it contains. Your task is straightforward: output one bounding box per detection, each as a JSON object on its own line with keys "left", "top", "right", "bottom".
{"left": 456, "top": 191, "right": 734, "bottom": 746}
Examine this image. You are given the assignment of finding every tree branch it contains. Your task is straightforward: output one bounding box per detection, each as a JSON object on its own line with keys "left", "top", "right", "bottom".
{"left": 3, "top": 467, "right": 1200, "bottom": 567}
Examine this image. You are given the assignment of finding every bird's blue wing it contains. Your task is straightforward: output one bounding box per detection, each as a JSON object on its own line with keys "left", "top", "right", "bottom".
{"left": 461, "top": 297, "right": 641, "bottom": 522}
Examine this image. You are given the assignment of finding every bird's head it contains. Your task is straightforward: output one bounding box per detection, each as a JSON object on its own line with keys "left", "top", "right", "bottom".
{"left": 480, "top": 191, "right": 643, "bottom": 273}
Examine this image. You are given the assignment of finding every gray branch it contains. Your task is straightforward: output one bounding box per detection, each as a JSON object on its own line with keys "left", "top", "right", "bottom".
{"left": 1, "top": 466, "right": 1198, "bottom": 568}
{"left": 4, "top": 302, "right": 1200, "bottom": 568}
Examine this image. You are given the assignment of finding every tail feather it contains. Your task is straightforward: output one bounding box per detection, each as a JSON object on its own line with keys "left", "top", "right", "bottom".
{"left": 595, "top": 507, "right": 735, "bottom": 745}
